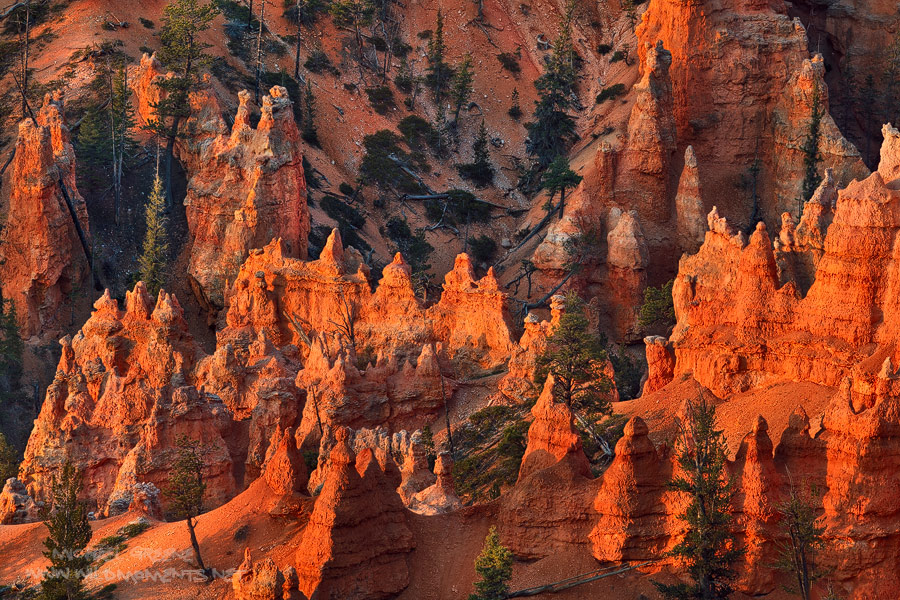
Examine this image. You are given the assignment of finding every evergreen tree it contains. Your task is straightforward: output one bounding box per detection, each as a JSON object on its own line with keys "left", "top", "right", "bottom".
{"left": 775, "top": 482, "right": 826, "bottom": 600}
{"left": 535, "top": 292, "right": 611, "bottom": 416}
{"left": 75, "top": 106, "right": 110, "bottom": 197}
{"left": 40, "top": 462, "right": 93, "bottom": 600}
{"left": 139, "top": 176, "right": 169, "bottom": 297}
{"left": 450, "top": 54, "right": 474, "bottom": 123}
{"left": 799, "top": 83, "right": 823, "bottom": 211}
{"left": 151, "top": 0, "right": 218, "bottom": 205}
{"left": 108, "top": 61, "right": 138, "bottom": 223}
{"left": 467, "top": 526, "right": 513, "bottom": 600}
{"left": 526, "top": 1, "right": 579, "bottom": 166}
{"left": 166, "top": 436, "right": 209, "bottom": 579}
{"left": 655, "top": 393, "right": 742, "bottom": 600}
{"left": 541, "top": 155, "right": 582, "bottom": 218}
{"left": 302, "top": 80, "right": 319, "bottom": 145}
{"left": 329, "top": 0, "right": 375, "bottom": 64}
{"left": 457, "top": 120, "right": 493, "bottom": 186}
{"left": 508, "top": 87, "right": 522, "bottom": 119}
{"left": 425, "top": 10, "right": 453, "bottom": 105}
{"left": 0, "top": 291, "right": 23, "bottom": 387}
{"left": 0, "top": 432, "right": 17, "bottom": 483}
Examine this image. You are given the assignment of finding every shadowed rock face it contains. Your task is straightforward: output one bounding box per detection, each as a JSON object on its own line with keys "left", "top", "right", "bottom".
{"left": 1, "top": 93, "right": 90, "bottom": 340}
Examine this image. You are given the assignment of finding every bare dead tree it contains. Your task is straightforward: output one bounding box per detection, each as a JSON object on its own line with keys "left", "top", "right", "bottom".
{"left": 328, "top": 287, "right": 358, "bottom": 355}
{"left": 254, "top": 0, "right": 266, "bottom": 104}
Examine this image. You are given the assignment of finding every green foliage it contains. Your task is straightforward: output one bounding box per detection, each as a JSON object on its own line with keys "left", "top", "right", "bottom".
{"left": 120, "top": 520, "right": 152, "bottom": 538}
{"left": 451, "top": 54, "right": 475, "bottom": 121}
{"left": 655, "top": 394, "right": 742, "bottom": 600}
{"left": 596, "top": 82, "right": 626, "bottom": 103}
{"left": 304, "top": 48, "right": 333, "bottom": 73}
{"left": 0, "top": 292, "right": 23, "bottom": 388}
{"left": 40, "top": 462, "right": 93, "bottom": 600}
{"left": 96, "top": 535, "right": 126, "bottom": 549}
{"left": 398, "top": 115, "right": 438, "bottom": 150}
{"left": 610, "top": 50, "right": 626, "bottom": 63}
{"left": 166, "top": 436, "right": 206, "bottom": 521}
{"left": 365, "top": 85, "right": 395, "bottom": 114}
{"left": 302, "top": 450, "right": 319, "bottom": 473}
{"left": 320, "top": 195, "right": 365, "bottom": 229}
{"left": 535, "top": 292, "right": 611, "bottom": 416}
{"left": 800, "top": 83, "right": 823, "bottom": 207}
{"left": 140, "top": 17, "right": 155, "bottom": 28}
{"left": 467, "top": 526, "right": 513, "bottom": 600}
{"left": 394, "top": 57, "right": 416, "bottom": 93}
{"left": 329, "top": 0, "right": 375, "bottom": 54}
{"left": 384, "top": 216, "right": 433, "bottom": 276}
{"left": 0, "top": 432, "right": 18, "bottom": 484}
{"left": 638, "top": 279, "right": 676, "bottom": 332}
{"left": 152, "top": 0, "right": 219, "bottom": 129}
{"left": 526, "top": 1, "right": 579, "bottom": 165}
{"left": 339, "top": 182, "right": 355, "bottom": 196}
{"left": 508, "top": 87, "right": 522, "bottom": 119}
{"left": 75, "top": 107, "right": 110, "bottom": 195}
{"left": 606, "top": 343, "right": 643, "bottom": 401}
{"left": 597, "top": 43, "right": 612, "bottom": 55}
{"left": 138, "top": 176, "right": 169, "bottom": 298}
{"left": 283, "top": 0, "right": 330, "bottom": 26}
{"left": 457, "top": 120, "right": 494, "bottom": 186}
{"left": 775, "top": 483, "right": 826, "bottom": 600}
{"left": 496, "top": 50, "right": 521, "bottom": 74}
{"left": 542, "top": 155, "right": 582, "bottom": 205}
{"left": 359, "top": 130, "right": 424, "bottom": 193}
{"left": 302, "top": 80, "right": 320, "bottom": 145}
{"left": 446, "top": 189, "right": 491, "bottom": 225}
{"left": 425, "top": 10, "right": 454, "bottom": 104}
{"left": 421, "top": 425, "right": 436, "bottom": 470}
{"left": 468, "top": 235, "right": 497, "bottom": 264}
{"left": 452, "top": 405, "right": 529, "bottom": 502}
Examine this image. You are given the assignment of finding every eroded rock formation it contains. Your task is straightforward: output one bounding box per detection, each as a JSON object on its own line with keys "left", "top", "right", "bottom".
{"left": 0, "top": 93, "right": 89, "bottom": 340}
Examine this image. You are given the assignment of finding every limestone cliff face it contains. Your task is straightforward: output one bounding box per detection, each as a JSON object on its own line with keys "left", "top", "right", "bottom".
{"left": 295, "top": 429, "right": 413, "bottom": 600}
{"left": 185, "top": 87, "right": 309, "bottom": 307}
{"left": 0, "top": 94, "right": 89, "bottom": 340}
{"left": 132, "top": 54, "right": 309, "bottom": 309}
{"left": 669, "top": 125, "right": 900, "bottom": 400}
{"left": 19, "top": 285, "right": 237, "bottom": 513}
{"left": 222, "top": 232, "right": 516, "bottom": 370}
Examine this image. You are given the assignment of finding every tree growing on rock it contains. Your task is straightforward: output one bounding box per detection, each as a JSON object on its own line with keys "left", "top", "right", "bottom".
{"left": 166, "top": 436, "right": 209, "bottom": 580}
{"left": 467, "top": 526, "right": 513, "bottom": 600}
{"left": 40, "top": 461, "right": 93, "bottom": 600}
{"left": 138, "top": 175, "right": 169, "bottom": 297}
{"left": 151, "top": 0, "right": 218, "bottom": 205}
{"left": 526, "top": 1, "right": 579, "bottom": 166}
{"left": 541, "top": 155, "right": 582, "bottom": 218}
{"left": 655, "top": 393, "right": 742, "bottom": 600}
{"left": 775, "top": 481, "right": 826, "bottom": 600}
{"left": 799, "top": 83, "right": 823, "bottom": 211}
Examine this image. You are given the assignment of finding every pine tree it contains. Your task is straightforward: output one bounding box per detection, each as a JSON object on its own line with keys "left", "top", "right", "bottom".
{"left": 467, "top": 526, "right": 513, "bottom": 600}
{"left": 451, "top": 54, "right": 474, "bottom": 123}
{"left": 108, "top": 61, "right": 138, "bottom": 223}
{"left": 508, "top": 87, "right": 522, "bottom": 119}
{"left": 40, "top": 462, "right": 93, "bottom": 600}
{"left": 457, "top": 120, "right": 493, "bottom": 186}
{"left": 151, "top": 0, "right": 219, "bottom": 205}
{"left": 541, "top": 155, "right": 582, "bottom": 218}
{"left": 302, "top": 80, "right": 319, "bottom": 145}
{"left": 425, "top": 10, "right": 453, "bottom": 105}
{"left": 0, "top": 291, "right": 23, "bottom": 387}
{"left": 535, "top": 292, "right": 611, "bottom": 415}
{"left": 775, "top": 482, "right": 826, "bottom": 600}
{"left": 329, "top": 0, "right": 374, "bottom": 64}
{"left": 75, "top": 106, "right": 110, "bottom": 197}
{"left": 655, "top": 393, "right": 742, "bottom": 600}
{"left": 526, "top": 1, "right": 579, "bottom": 166}
{"left": 799, "top": 83, "right": 823, "bottom": 212}
{"left": 0, "top": 432, "right": 17, "bottom": 483}
{"left": 139, "top": 176, "right": 169, "bottom": 297}
{"left": 166, "top": 436, "right": 209, "bottom": 579}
